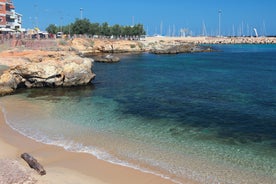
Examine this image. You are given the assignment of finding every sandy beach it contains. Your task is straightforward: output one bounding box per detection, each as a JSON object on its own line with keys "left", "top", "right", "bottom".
{"left": 0, "top": 104, "right": 185, "bottom": 184}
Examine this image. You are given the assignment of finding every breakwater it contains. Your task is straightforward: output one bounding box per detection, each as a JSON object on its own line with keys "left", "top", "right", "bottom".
{"left": 144, "top": 36, "right": 276, "bottom": 44}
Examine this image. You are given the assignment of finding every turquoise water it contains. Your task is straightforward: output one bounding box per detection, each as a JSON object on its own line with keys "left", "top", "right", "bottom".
{"left": 1, "top": 44, "right": 276, "bottom": 183}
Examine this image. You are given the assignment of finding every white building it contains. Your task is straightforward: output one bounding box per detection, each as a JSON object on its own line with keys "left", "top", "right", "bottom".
{"left": 0, "top": 0, "right": 23, "bottom": 32}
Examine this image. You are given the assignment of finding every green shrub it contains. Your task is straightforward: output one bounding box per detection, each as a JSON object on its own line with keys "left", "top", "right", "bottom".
{"left": 59, "top": 39, "right": 68, "bottom": 46}
{"left": 130, "top": 44, "right": 136, "bottom": 48}
{"left": 90, "top": 40, "right": 94, "bottom": 47}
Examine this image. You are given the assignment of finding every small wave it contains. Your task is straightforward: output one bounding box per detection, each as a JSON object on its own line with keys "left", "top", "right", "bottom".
{"left": 0, "top": 104, "right": 182, "bottom": 184}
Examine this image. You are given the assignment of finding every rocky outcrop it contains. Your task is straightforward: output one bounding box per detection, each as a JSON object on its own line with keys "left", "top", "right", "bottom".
{"left": 92, "top": 54, "right": 120, "bottom": 63}
{"left": 65, "top": 38, "right": 216, "bottom": 56}
{"left": 70, "top": 38, "right": 144, "bottom": 55}
{"left": 0, "top": 54, "right": 96, "bottom": 96}
{"left": 149, "top": 43, "right": 212, "bottom": 54}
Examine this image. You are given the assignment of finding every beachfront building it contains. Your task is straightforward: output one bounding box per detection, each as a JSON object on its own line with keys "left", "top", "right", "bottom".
{"left": 0, "top": 0, "right": 22, "bottom": 32}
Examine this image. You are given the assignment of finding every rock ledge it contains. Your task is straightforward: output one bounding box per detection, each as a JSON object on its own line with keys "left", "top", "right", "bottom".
{"left": 0, "top": 53, "right": 96, "bottom": 96}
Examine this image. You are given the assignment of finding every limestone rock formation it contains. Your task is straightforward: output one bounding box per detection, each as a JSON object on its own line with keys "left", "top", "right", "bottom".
{"left": 92, "top": 54, "right": 120, "bottom": 63}
{"left": 70, "top": 38, "right": 144, "bottom": 56}
{"left": 0, "top": 54, "right": 96, "bottom": 96}
{"left": 149, "top": 43, "right": 212, "bottom": 54}
{"left": 64, "top": 38, "right": 214, "bottom": 55}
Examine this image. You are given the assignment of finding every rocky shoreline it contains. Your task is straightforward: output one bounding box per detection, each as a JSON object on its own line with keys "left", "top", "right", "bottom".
{"left": 149, "top": 43, "right": 212, "bottom": 54}
{"left": 0, "top": 36, "right": 275, "bottom": 96}
{"left": 71, "top": 37, "right": 214, "bottom": 56}
{"left": 0, "top": 51, "right": 95, "bottom": 96}
{"left": 0, "top": 37, "right": 214, "bottom": 96}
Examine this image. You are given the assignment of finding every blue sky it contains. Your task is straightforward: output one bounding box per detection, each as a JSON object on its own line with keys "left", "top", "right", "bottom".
{"left": 14, "top": 0, "right": 276, "bottom": 36}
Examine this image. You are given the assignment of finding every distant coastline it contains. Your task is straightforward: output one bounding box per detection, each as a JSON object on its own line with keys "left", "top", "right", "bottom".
{"left": 143, "top": 36, "right": 276, "bottom": 44}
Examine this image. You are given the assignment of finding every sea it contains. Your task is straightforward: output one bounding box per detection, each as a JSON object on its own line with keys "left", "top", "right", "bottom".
{"left": 1, "top": 44, "right": 276, "bottom": 184}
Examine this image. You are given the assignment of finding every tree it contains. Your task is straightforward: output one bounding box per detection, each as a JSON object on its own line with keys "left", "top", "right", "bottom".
{"left": 46, "top": 24, "right": 58, "bottom": 34}
{"left": 72, "top": 18, "right": 91, "bottom": 34}
{"left": 61, "top": 24, "right": 73, "bottom": 35}
{"left": 46, "top": 19, "right": 146, "bottom": 37}
{"left": 100, "top": 22, "right": 111, "bottom": 36}
{"left": 122, "top": 26, "right": 132, "bottom": 36}
{"left": 111, "top": 24, "right": 122, "bottom": 36}
{"left": 133, "top": 24, "right": 146, "bottom": 36}
{"left": 89, "top": 23, "right": 100, "bottom": 35}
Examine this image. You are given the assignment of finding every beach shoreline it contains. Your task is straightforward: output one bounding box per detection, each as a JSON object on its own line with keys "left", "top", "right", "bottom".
{"left": 0, "top": 103, "right": 189, "bottom": 184}
{"left": 1, "top": 38, "right": 275, "bottom": 184}
{"left": 1, "top": 42, "right": 275, "bottom": 184}
{"left": 0, "top": 38, "right": 199, "bottom": 184}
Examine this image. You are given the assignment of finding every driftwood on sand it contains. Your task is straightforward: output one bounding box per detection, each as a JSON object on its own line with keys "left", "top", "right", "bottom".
{"left": 21, "top": 153, "right": 46, "bottom": 175}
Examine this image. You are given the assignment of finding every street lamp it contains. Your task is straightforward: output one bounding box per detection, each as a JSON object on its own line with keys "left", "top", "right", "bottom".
{"left": 80, "top": 8, "right": 83, "bottom": 19}
{"left": 218, "top": 10, "right": 222, "bottom": 37}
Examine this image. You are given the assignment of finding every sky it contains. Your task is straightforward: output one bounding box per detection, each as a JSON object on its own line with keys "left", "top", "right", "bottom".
{"left": 13, "top": 0, "right": 276, "bottom": 36}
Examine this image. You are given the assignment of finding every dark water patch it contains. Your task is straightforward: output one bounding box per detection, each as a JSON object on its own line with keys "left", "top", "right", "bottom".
{"left": 13, "top": 47, "right": 276, "bottom": 149}
{"left": 92, "top": 49, "right": 276, "bottom": 148}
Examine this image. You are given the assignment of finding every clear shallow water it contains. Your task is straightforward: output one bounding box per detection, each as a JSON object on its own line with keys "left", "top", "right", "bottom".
{"left": 1, "top": 44, "right": 276, "bottom": 183}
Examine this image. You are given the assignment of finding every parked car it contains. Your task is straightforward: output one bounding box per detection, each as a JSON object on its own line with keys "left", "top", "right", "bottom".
{"left": 56, "top": 32, "right": 63, "bottom": 38}
{"left": 32, "top": 32, "right": 47, "bottom": 39}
